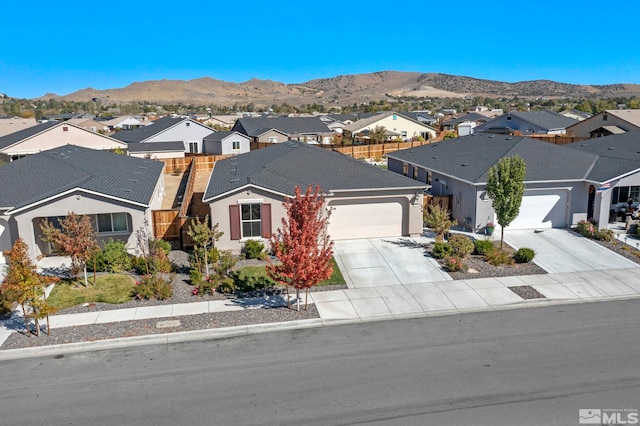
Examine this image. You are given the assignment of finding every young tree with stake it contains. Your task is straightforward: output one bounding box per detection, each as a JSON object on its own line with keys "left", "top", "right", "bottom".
{"left": 486, "top": 156, "right": 526, "bottom": 249}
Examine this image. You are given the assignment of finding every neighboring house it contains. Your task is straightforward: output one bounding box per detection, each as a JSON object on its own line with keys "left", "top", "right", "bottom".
{"left": 343, "top": 111, "right": 438, "bottom": 142}
{"left": 42, "top": 113, "right": 95, "bottom": 121}
{"left": 559, "top": 109, "right": 592, "bottom": 122}
{"left": 202, "top": 131, "right": 250, "bottom": 155}
{"left": 402, "top": 111, "right": 438, "bottom": 127}
{"left": 566, "top": 109, "right": 640, "bottom": 139}
{"left": 474, "top": 110, "right": 578, "bottom": 135}
{"left": 232, "top": 116, "right": 334, "bottom": 144}
{"left": 112, "top": 116, "right": 216, "bottom": 154}
{"left": 98, "top": 116, "right": 144, "bottom": 131}
{"left": 441, "top": 112, "right": 490, "bottom": 133}
{"left": 319, "top": 114, "right": 356, "bottom": 134}
{"left": 127, "top": 141, "right": 186, "bottom": 159}
{"left": 201, "top": 114, "right": 242, "bottom": 129}
{"left": 0, "top": 116, "right": 38, "bottom": 137}
{"left": 202, "top": 141, "right": 426, "bottom": 253}
{"left": 0, "top": 145, "right": 165, "bottom": 259}
{"left": 0, "top": 121, "right": 127, "bottom": 162}
{"left": 386, "top": 133, "right": 640, "bottom": 232}
{"left": 66, "top": 118, "right": 109, "bottom": 133}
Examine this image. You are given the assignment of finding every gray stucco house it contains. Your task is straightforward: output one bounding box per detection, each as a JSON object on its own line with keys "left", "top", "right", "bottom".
{"left": 0, "top": 145, "right": 165, "bottom": 260}
{"left": 203, "top": 141, "right": 426, "bottom": 253}
{"left": 386, "top": 133, "right": 640, "bottom": 232}
{"left": 202, "top": 131, "right": 250, "bottom": 155}
{"left": 474, "top": 110, "right": 578, "bottom": 135}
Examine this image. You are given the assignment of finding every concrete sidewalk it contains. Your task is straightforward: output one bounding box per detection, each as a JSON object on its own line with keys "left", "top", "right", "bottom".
{"left": 2, "top": 267, "right": 640, "bottom": 350}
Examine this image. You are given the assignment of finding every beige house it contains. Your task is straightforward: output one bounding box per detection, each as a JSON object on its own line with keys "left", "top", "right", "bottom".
{"left": 566, "top": 109, "right": 640, "bottom": 139}
{"left": 203, "top": 142, "right": 426, "bottom": 253}
{"left": 0, "top": 116, "right": 38, "bottom": 137}
{"left": 343, "top": 111, "right": 438, "bottom": 142}
{"left": 0, "top": 121, "right": 127, "bottom": 162}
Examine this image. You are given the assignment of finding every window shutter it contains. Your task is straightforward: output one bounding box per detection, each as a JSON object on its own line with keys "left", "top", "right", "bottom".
{"left": 261, "top": 204, "right": 272, "bottom": 238}
{"left": 229, "top": 205, "right": 240, "bottom": 240}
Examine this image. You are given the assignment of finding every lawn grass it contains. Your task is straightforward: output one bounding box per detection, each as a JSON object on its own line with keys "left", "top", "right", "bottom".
{"left": 236, "top": 257, "right": 346, "bottom": 287}
{"left": 47, "top": 274, "right": 137, "bottom": 310}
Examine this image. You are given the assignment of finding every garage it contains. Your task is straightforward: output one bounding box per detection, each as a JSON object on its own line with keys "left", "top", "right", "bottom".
{"left": 328, "top": 200, "right": 404, "bottom": 240}
{"left": 506, "top": 189, "right": 568, "bottom": 230}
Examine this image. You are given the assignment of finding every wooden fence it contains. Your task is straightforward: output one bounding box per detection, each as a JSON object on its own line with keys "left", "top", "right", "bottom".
{"left": 525, "top": 134, "right": 587, "bottom": 145}
{"left": 159, "top": 154, "right": 231, "bottom": 174}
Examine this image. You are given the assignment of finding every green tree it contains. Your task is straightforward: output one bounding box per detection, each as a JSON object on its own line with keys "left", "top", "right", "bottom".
{"left": 486, "top": 156, "right": 526, "bottom": 249}
{"left": 187, "top": 215, "right": 223, "bottom": 276}
{"left": 368, "top": 125, "right": 387, "bottom": 144}
{"left": 423, "top": 203, "right": 457, "bottom": 242}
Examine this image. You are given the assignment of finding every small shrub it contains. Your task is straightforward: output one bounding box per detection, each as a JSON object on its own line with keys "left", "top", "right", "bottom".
{"left": 88, "top": 250, "right": 108, "bottom": 272}
{"left": 189, "top": 269, "right": 203, "bottom": 286}
{"left": 485, "top": 249, "right": 514, "bottom": 266}
{"left": 193, "top": 276, "right": 216, "bottom": 295}
{"left": 474, "top": 240, "right": 495, "bottom": 256}
{"left": 151, "top": 238, "right": 172, "bottom": 255}
{"left": 131, "top": 256, "right": 148, "bottom": 275}
{"left": 215, "top": 250, "right": 238, "bottom": 276}
{"left": 101, "top": 238, "right": 132, "bottom": 273}
{"left": 424, "top": 204, "right": 457, "bottom": 242}
{"left": 514, "top": 247, "right": 535, "bottom": 263}
{"left": 448, "top": 234, "right": 474, "bottom": 258}
{"left": 0, "top": 286, "right": 13, "bottom": 316}
{"left": 444, "top": 256, "right": 468, "bottom": 272}
{"left": 244, "top": 240, "right": 266, "bottom": 260}
{"left": 231, "top": 269, "right": 276, "bottom": 292}
{"left": 576, "top": 220, "right": 613, "bottom": 242}
{"left": 217, "top": 277, "right": 236, "bottom": 294}
{"left": 594, "top": 229, "right": 614, "bottom": 241}
{"left": 133, "top": 275, "right": 173, "bottom": 300}
{"left": 432, "top": 241, "right": 453, "bottom": 259}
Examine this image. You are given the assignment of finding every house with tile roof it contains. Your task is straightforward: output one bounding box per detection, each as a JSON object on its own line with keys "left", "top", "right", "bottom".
{"left": 386, "top": 133, "right": 640, "bottom": 232}
{"left": 343, "top": 111, "right": 438, "bottom": 142}
{"left": 474, "top": 110, "right": 578, "bottom": 135}
{"left": 202, "top": 141, "right": 426, "bottom": 252}
{"left": 566, "top": 109, "right": 640, "bottom": 139}
{"left": 231, "top": 116, "right": 334, "bottom": 144}
{"left": 0, "top": 145, "right": 165, "bottom": 259}
{"left": 112, "top": 116, "right": 216, "bottom": 155}
{"left": 0, "top": 121, "right": 127, "bottom": 162}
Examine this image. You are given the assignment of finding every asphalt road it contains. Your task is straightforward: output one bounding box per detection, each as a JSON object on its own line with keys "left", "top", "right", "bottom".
{"left": 1, "top": 300, "right": 639, "bottom": 426}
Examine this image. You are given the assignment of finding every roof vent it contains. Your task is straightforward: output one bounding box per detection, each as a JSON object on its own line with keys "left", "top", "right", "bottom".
{"left": 461, "top": 163, "right": 469, "bottom": 166}
{"left": 432, "top": 155, "right": 438, "bottom": 159}
{"left": 488, "top": 135, "right": 495, "bottom": 138}
{"left": 120, "top": 188, "right": 132, "bottom": 192}
{"left": 580, "top": 143, "right": 588, "bottom": 147}
{"left": 608, "top": 147, "right": 616, "bottom": 150}
{"left": 230, "top": 178, "right": 239, "bottom": 183}
{"left": 505, "top": 137, "right": 513, "bottom": 140}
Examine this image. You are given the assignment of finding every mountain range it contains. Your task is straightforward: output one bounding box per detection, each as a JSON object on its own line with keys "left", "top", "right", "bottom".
{"left": 35, "top": 71, "right": 640, "bottom": 106}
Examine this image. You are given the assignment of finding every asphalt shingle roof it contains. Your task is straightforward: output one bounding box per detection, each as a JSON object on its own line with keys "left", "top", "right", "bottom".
{"left": 0, "top": 121, "right": 59, "bottom": 150}
{"left": 563, "top": 133, "right": 640, "bottom": 182}
{"left": 112, "top": 116, "right": 186, "bottom": 142}
{"left": 204, "top": 141, "right": 425, "bottom": 200}
{"left": 0, "top": 145, "right": 164, "bottom": 211}
{"left": 442, "top": 112, "right": 489, "bottom": 126}
{"left": 127, "top": 141, "right": 185, "bottom": 152}
{"left": 232, "top": 116, "right": 331, "bottom": 136}
{"left": 503, "top": 110, "right": 578, "bottom": 131}
{"left": 386, "top": 133, "right": 599, "bottom": 184}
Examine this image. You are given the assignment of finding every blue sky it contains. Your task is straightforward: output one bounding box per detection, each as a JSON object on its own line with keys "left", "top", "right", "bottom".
{"left": 2, "top": 0, "right": 638, "bottom": 99}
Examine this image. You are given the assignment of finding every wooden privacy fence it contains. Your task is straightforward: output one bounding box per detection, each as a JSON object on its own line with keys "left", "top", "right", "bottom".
{"left": 525, "top": 134, "right": 586, "bottom": 145}
{"left": 159, "top": 154, "right": 231, "bottom": 174}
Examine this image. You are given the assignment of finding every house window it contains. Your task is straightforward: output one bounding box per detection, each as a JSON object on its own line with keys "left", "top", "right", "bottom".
{"left": 232, "top": 140, "right": 241, "bottom": 150}
{"left": 241, "top": 204, "right": 262, "bottom": 238}
{"left": 427, "top": 170, "right": 432, "bottom": 185}
{"left": 96, "top": 213, "right": 128, "bottom": 233}
{"left": 420, "top": 132, "right": 429, "bottom": 140}
{"left": 402, "top": 163, "right": 408, "bottom": 176}
{"left": 188, "top": 142, "right": 199, "bottom": 153}
{"left": 269, "top": 136, "right": 278, "bottom": 143}
{"left": 401, "top": 131, "right": 407, "bottom": 138}
{"left": 413, "top": 167, "right": 418, "bottom": 180}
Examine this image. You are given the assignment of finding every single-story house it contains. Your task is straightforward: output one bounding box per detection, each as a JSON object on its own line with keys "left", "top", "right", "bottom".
{"left": 441, "top": 112, "right": 490, "bottom": 133}
{"left": 127, "top": 141, "right": 186, "bottom": 159}
{"left": 0, "top": 121, "right": 128, "bottom": 162}
{"left": 232, "top": 116, "right": 334, "bottom": 144}
{"left": 343, "top": 111, "right": 438, "bottom": 142}
{"left": 112, "top": 116, "right": 216, "bottom": 154}
{"left": 202, "top": 131, "right": 250, "bottom": 155}
{"left": 566, "top": 109, "right": 640, "bottom": 139}
{"left": 475, "top": 110, "right": 578, "bottom": 135}
{"left": 202, "top": 141, "right": 426, "bottom": 253}
{"left": 0, "top": 145, "right": 165, "bottom": 260}
{"left": 386, "top": 133, "right": 640, "bottom": 232}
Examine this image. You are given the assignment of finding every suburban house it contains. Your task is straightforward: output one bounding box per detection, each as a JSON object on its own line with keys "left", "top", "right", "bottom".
{"left": 127, "top": 141, "right": 186, "bottom": 159}
{"left": 441, "top": 112, "right": 491, "bottom": 134}
{"left": 98, "top": 116, "right": 144, "bottom": 131}
{"left": 474, "top": 110, "right": 578, "bottom": 135}
{"left": 201, "top": 114, "right": 242, "bottom": 129}
{"left": 401, "top": 111, "right": 439, "bottom": 127}
{"left": 66, "top": 118, "right": 110, "bottom": 133}
{"left": 202, "top": 131, "right": 250, "bottom": 155}
{"left": 232, "top": 116, "right": 334, "bottom": 144}
{"left": 560, "top": 109, "right": 592, "bottom": 122}
{"left": 386, "top": 133, "right": 640, "bottom": 232}
{"left": 566, "top": 109, "right": 640, "bottom": 139}
{"left": 343, "top": 111, "right": 438, "bottom": 142}
{"left": 0, "top": 145, "right": 165, "bottom": 260}
{"left": 0, "top": 121, "right": 127, "bottom": 162}
{"left": 202, "top": 141, "right": 426, "bottom": 253}
{"left": 0, "top": 116, "right": 38, "bottom": 137}
{"left": 112, "top": 116, "right": 216, "bottom": 154}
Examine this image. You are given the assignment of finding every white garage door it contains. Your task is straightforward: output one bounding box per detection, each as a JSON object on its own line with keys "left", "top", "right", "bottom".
{"left": 328, "top": 201, "right": 403, "bottom": 240}
{"left": 506, "top": 189, "right": 568, "bottom": 230}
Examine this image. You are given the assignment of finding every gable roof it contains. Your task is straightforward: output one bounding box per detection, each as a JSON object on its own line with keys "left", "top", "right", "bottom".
{"left": 0, "top": 145, "right": 164, "bottom": 212}
{"left": 442, "top": 112, "right": 489, "bottom": 127}
{"left": 387, "top": 133, "right": 599, "bottom": 184}
{"left": 0, "top": 121, "right": 60, "bottom": 150}
{"left": 203, "top": 141, "right": 425, "bottom": 201}
{"left": 232, "top": 116, "right": 331, "bottom": 136}
{"left": 480, "top": 110, "right": 578, "bottom": 132}
{"left": 603, "top": 110, "right": 640, "bottom": 127}
{"left": 343, "top": 111, "right": 437, "bottom": 133}
{"left": 563, "top": 133, "right": 640, "bottom": 182}
{"left": 111, "top": 116, "right": 213, "bottom": 143}
{"left": 203, "top": 130, "right": 249, "bottom": 142}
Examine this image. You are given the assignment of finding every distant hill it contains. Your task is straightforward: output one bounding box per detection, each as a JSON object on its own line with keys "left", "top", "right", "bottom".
{"left": 34, "top": 71, "right": 640, "bottom": 106}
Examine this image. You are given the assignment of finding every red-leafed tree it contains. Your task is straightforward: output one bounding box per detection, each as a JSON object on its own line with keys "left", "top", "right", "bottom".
{"left": 267, "top": 185, "right": 334, "bottom": 311}
{"left": 40, "top": 212, "right": 98, "bottom": 286}
{"left": 2, "top": 239, "right": 58, "bottom": 336}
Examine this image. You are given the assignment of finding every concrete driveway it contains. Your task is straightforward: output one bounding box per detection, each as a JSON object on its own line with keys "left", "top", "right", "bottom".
{"left": 502, "top": 228, "right": 637, "bottom": 273}
{"left": 333, "top": 237, "right": 451, "bottom": 288}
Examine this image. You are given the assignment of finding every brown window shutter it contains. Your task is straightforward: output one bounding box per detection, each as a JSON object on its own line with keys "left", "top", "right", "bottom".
{"left": 261, "top": 204, "right": 272, "bottom": 238}
{"left": 229, "top": 205, "right": 240, "bottom": 240}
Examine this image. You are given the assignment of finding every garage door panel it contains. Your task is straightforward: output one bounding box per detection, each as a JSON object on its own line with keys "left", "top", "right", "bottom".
{"left": 507, "top": 190, "right": 567, "bottom": 230}
{"left": 329, "top": 202, "right": 403, "bottom": 240}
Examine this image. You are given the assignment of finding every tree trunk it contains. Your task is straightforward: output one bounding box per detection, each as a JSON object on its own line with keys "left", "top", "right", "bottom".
{"left": 296, "top": 288, "right": 300, "bottom": 312}
{"left": 34, "top": 316, "right": 40, "bottom": 337}
{"left": 83, "top": 264, "right": 89, "bottom": 287}
{"left": 46, "top": 315, "right": 51, "bottom": 336}
{"left": 500, "top": 228, "right": 504, "bottom": 249}
{"left": 285, "top": 285, "right": 290, "bottom": 309}
{"left": 21, "top": 303, "right": 30, "bottom": 337}
{"left": 304, "top": 287, "right": 309, "bottom": 311}
{"left": 93, "top": 257, "right": 97, "bottom": 285}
